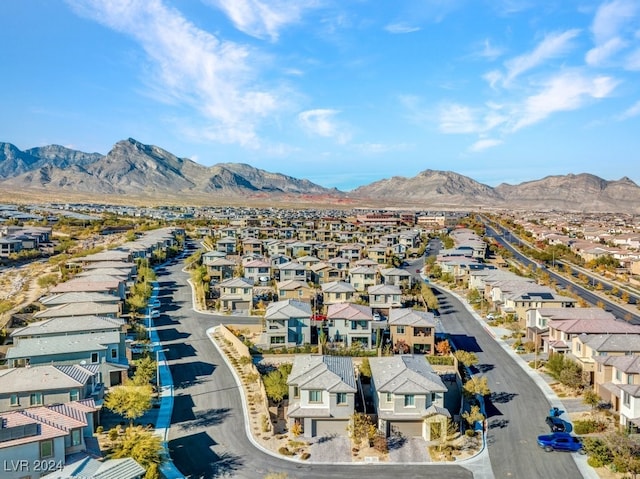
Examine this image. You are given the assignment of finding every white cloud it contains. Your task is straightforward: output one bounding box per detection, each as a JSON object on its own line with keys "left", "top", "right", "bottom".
{"left": 586, "top": 37, "right": 627, "bottom": 66}
{"left": 469, "top": 138, "right": 502, "bottom": 152}
{"left": 586, "top": 0, "right": 639, "bottom": 65}
{"left": 478, "top": 39, "right": 504, "bottom": 60}
{"left": 205, "top": 0, "right": 318, "bottom": 42}
{"left": 617, "top": 99, "right": 640, "bottom": 120}
{"left": 298, "top": 109, "right": 350, "bottom": 143}
{"left": 591, "top": 0, "right": 638, "bottom": 44}
{"left": 384, "top": 23, "right": 421, "bottom": 34}
{"left": 503, "top": 29, "right": 581, "bottom": 85}
{"left": 438, "top": 104, "right": 478, "bottom": 133}
{"left": 483, "top": 70, "right": 503, "bottom": 89}
{"left": 624, "top": 47, "right": 640, "bottom": 70}
{"left": 67, "top": 0, "right": 283, "bottom": 148}
{"left": 513, "top": 72, "right": 618, "bottom": 130}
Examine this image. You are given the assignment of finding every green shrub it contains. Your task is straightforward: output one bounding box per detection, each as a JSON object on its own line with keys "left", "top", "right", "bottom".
{"left": 300, "top": 452, "right": 310, "bottom": 460}
{"left": 574, "top": 420, "right": 607, "bottom": 435}
{"left": 278, "top": 446, "right": 294, "bottom": 456}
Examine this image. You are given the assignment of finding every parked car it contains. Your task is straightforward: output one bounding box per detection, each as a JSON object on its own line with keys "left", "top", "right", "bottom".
{"left": 150, "top": 310, "right": 160, "bottom": 319}
{"left": 149, "top": 299, "right": 161, "bottom": 308}
{"left": 545, "top": 415, "right": 566, "bottom": 432}
{"left": 537, "top": 432, "right": 584, "bottom": 453}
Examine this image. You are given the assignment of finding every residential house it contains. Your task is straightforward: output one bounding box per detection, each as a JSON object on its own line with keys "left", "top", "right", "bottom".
{"left": 277, "top": 261, "right": 308, "bottom": 282}
{"left": 261, "top": 300, "right": 311, "bottom": 349}
{"left": 380, "top": 267, "right": 413, "bottom": 290}
{"left": 37, "top": 291, "right": 123, "bottom": 319}
{"left": 216, "top": 236, "right": 237, "bottom": 255}
{"left": 286, "top": 355, "right": 357, "bottom": 437}
{"left": 46, "top": 457, "right": 145, "bottom": 479}
{"left": 388, "top": 309, "right": 437, "bottom": 354}
{"left": 203, "top": 257, "right": 236, "bottom": 284}
{"left": 218, "top": 277, "right": 254, "bottom": 312}
{"left": 573, "top": 333, "right": 640, "bottom": 384}
{"left": 276, "top": 280, "right": 314, "bottom": 302}
{"left": 367, "top": 245, "right": 388, "bottom": 264}
{"left": 369, "top": 355, "right": 449, "bottom": 441}
{"left": 0, "top": 364, "right": 103, "bottom": 413}
{"left": 0, "top": 400, "right": 100, "bottom": 479}
{"left": 594, "top": 355, "right": 640, "bottom": 432}
{"left": 49, "top": 275, "right": 127, "bottom": 300}
{"left": 348, "top": 265, "right": 378, "bottom": 292}
{"left": 321, "top": 281, "right": 356, "bottom": 306}
{"left": 325, "top": 303, "right": 373, "bottom": 349}
{"left": 368, "top": 284, "right": 402, "bottom": 313}
{"left": 243, "top": 259, "right": 272, "bottom": 284}
{"left": 309, "top": 262, "right": 342, "bottom": 285}
{"left": 525, "top": 307, "right": 614, "bottom": 351}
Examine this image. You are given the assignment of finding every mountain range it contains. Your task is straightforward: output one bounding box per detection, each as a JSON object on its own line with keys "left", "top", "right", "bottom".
{"left": 1, "top": 138, "right": 638, "bottom": 213}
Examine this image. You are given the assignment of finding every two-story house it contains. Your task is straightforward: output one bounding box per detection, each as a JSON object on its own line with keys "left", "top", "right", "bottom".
{"left": 594, "top": 355, "right": 640, "bottom": 432}
{"left": 243, "top": 259, "right": 272, "bottom": 284}
{"left": 388, "top": 309, "right": 437, "bottom": 354}
{"left": 368, "top": 284, "right": 402, "bottom": 314}
{"left": 369, "top": 355, "right": 449, "bottom": 441}
{"left": 325, "top": 303, "right": 373, "bottom": 348}
{"left": 261, "top": 300, "right": 311, "bottom": 349}
{"left": 203, "top": 256, "right": 236, "bottom": 284}
{"left": 348, "top": 265, "right": 378, "bottom": 292}
{"left": 218, "top": 277, "right": 254, "bottom": 312}
{"left": 0, "top": 364, "right": 103, "bottom": 413}
{"left": 276, "top": 280, "right": 314, "bottom": 302}
{"left": 380, "top": 267, "right": 413, "bottom": 290}
{"left": 321, "top": 281, "right": 356, "bottom": 306}
{"left": 286, "top": 355, "right": 357, "bottom": 437}
{"left": 277, "top": 261, "right": 308, "bottom": 283}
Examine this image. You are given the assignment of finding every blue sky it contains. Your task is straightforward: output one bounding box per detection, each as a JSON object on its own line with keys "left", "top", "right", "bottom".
{"left": 1, "top": 0, "right": 640, "bottom": 191}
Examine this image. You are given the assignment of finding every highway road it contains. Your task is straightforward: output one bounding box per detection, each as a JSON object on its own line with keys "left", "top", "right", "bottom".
{"left": 154, "top": 251, "right": 475, "bottom": 479}
{"left": 483, "top": 223, "right": 640, "bottom": 325}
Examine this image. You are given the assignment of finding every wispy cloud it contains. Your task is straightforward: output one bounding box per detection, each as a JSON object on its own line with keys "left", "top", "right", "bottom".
{"left": 298, "top": 109, "right": 350, "bottom": 143}
{"left": 469, "top": 138, "right": 502, "bottom": 152}
{"left": 586, "top": 0, "right": 638, "bottom": 66}
{"left": 384, "top": 23, "right": 420, "bottom": 34}
{"left": 501, "top": 29, "right": 581, "bottom": 86}
{"left": 352, "top": 142, "right": 412, "bottom": 154}
{"left": 478, "top": 39, "right": 504, "bottom": 60}
{"left": 617, "top": 99, "right": 640, "bottom": 120}
{"left": 438, "top": 103, "right": 507, "bottom": 134}
{"left": 205, "top": 0, "right": 318, "bottom": 42}
{"left": 513, "top": 71, "right": 618, "bottom": 130}
{"left": 66, "top": 0, "right": 283, "bottom": 147}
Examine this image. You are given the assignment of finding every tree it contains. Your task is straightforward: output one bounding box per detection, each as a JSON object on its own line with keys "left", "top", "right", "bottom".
{"left": 104, "top": 384, "right": 153, "bottom": 425}
{"left": 347, "top": 412, "right": 376, "bottom": 447}
{"left": 454, "top": 350, "right": 479, "bottom": 368}
{"left": 435, "top": 340, "right": 451, "bottom": 356}
{"left": 263, "top": 363, "right": 292, "bottom": 404}
{"left": 110, "top": 425, "right": 163, "bottom": 477}
{"left": 359, "top": 357, "right": 372, "bottom": 379}
{"left": 461, "top": 405, "right": 484, "bottom": 431}
{"left": 582, "top": 388, "right": 600, "bottom": 416}
{"left": 421, "top": 283, "right": 439, "bottom": 310}
{"left": 132, "top": 355, "right": 157, "bottom": 387}
{"left": 463, "top": 377, "right": 490, "bottom": 398}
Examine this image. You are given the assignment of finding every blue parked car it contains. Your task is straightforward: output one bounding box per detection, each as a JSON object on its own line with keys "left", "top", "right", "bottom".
{"left": 537, "top": 432, "right": 585, "bottom": 454}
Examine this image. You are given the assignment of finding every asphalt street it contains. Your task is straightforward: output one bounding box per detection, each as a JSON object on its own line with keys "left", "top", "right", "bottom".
{"left": 155, "top": 255, "right": 475, "bottom": 479}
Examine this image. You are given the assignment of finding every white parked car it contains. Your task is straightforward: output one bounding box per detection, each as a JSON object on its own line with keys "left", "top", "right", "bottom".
{"left": 151, "top": 310, "right": 160, "bottom": 319}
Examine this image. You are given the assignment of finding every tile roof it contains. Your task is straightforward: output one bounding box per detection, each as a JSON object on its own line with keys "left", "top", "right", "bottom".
{"left": 12, "top": 316, "right": 124, "bottom": 337}
{"left": 388, "top": 309, "right": 436, "bottom": 327}
{"left": 0, "top": 411, "right": 67, "bottom": 449}
{"left": 6, "top": 331, "right": 120, "bottom": 359}
{"left": 0, "top": 365, "right": 90, "bottom": 394}
{"left": 326, "top": 303, "right": 372, "bottom": 321}
{"left": 288, "top": 355, "right": 357, "bottom": 392}
{"left": 369, "top": 355, "right": 447, "bottom": 394}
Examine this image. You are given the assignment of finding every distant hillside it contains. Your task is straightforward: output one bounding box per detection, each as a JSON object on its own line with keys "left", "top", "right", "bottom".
{"left": 1, "top": 139, "right": 639, "bottom": 212}
{"left": 0, "top": 139, "right": 342, "bottom": 203}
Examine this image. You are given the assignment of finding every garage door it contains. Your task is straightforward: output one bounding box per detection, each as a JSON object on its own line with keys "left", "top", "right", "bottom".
{"left": 389, "top": 420, "right": 423, "bottom": 438}
{"left": 312, "top": 419, "right": 348, "bottom": 437}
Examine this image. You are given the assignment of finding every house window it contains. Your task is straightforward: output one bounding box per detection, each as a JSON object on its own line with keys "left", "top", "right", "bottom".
{"left": 293, "top": 386, "right": 299, "bottom": 399}
{"left": 70, "top": 429, "right": 81, "bottom": 447}
{"left": 309, "top": 390, "right": 322, "bottom": 403}
{"left": 111, "top": 348, "right": 118, "bottom": 359}
{"left": 270, "top": 336, "right": 285, "bottom": 344}
{"left": 337, "top": 392, "right": 347, "bottom": 405}
{"left": 40, "top": 439, "right": 53, "bottom": 458}
{"left": 386, "top": 392, "right": 393, "bottom": 402}
{"left": 615, "top": 370, "right": 622, "bottom": 381}
{"left": 10, "top": 394, "right": 19, "bottom": 407}
{"left": 397, "top": 326, "right": 405, "bottom": 334}
{"left": 404, "top": 394, "right": 415, "bottom": 407}
{"left": 91, "top": 352, "right": 99, "bottom": 363}
{"left": 623, "top": 391, "right": 630, "bottom": 407}
{"left": 70, "top": 389, "right": 80, "bottom": 401}
{"left": 30, "top": 392, "right": 43, "bottom": 406}
{"left": 628, "top": 374, "right": 634, "bottom": 385}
